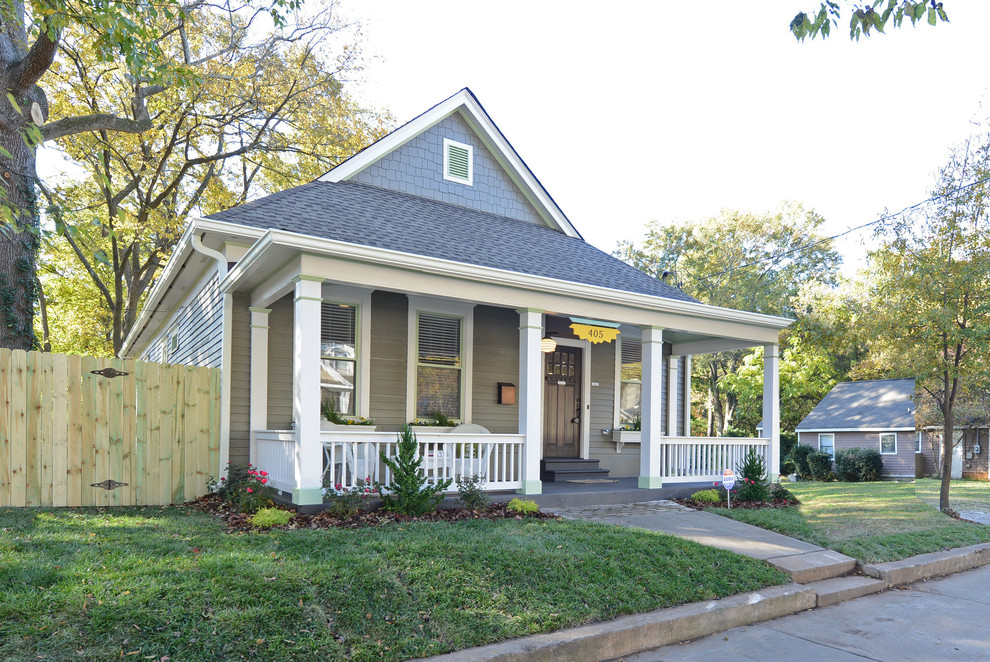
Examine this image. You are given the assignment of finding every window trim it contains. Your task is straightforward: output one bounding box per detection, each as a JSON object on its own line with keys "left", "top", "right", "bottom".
{"left": 880, "top": 432, "right": 898, "bottom": 455}
{"left": 162, "top": 326, "right": 178, "bottom": 363}
{"left": 915, "top": 431, "right": 923, "bottom": 454}
{"left": 818, "top": 433, "right": 835, "bottom": 459}
{"left": 321, "top": 286, "right": 372, "bottom": 420}
{"left": 614, "top": 335, "right": 643, "bottom": 429}
{"left": 442, "top": 138, "right": 474, "bottom": 186}
{"left": 406, "top": 296, "right": 475, "bottom": 423}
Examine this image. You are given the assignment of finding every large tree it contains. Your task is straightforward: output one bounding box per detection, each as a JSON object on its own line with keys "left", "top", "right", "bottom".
{"left": 35, "top": 12, "right": 387, "bottom": 355}
{"left": 867, "top": 134, "right": 990, "bottom": 513}
{"left": 0, "top": 0, "right": 302, "bottom": 350}
{"left": 616, "top": 203, "right": 841, "bottom": 434}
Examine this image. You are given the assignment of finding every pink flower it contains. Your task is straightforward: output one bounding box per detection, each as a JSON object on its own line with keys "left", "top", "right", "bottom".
{"left": 335, "top": 483, "right": 342, "bottom": 490}
{"left": 260, "top": 471, "right": 268, "bottom": 477}
{"left": 246, "top": 488, "right": 253, "bottom": 493}
{"left": 261, "top": 478, "right": 268, "bottom": 484}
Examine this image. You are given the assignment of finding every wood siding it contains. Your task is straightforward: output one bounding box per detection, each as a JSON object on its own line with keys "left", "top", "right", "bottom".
{"left": 798, "top": 430, "right": 937, "bottom": 477}
{"left": 471, "top": 305, "right": 518, "bottom": 433}
{"left": 0, "top": 349, "right": 220, "bottom": 507}
{"left": 961, "top": 428, "right": 988, "bottom": 480}
{"left": 267, "top": 295, "right": 294, "bottom": 428}
{"left": 139, "top": 269, "right": 223, "bottom": 369}
{"left": 228, "top": 293, "right": 251, "bottom": 466}
{"left": 369, "top": 291, "right": 408, "bottom": 430}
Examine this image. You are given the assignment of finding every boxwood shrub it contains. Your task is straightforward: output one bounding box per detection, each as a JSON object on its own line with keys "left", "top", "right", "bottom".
{"left": 789, "top": 444, "right": 815, "bottom": 479}
{"left": 834, "top": 447, "right": 883, "bottom": 482}
{"left": 807, "top": 451, "right": 836, "bottom": 482}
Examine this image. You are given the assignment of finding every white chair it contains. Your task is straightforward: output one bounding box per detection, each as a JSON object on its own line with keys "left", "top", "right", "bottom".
{"left": 323, "top": 442, "right": 378, "bottom": 488}
{"left": 448, "top": 424, "right": 492, "bottom": 481}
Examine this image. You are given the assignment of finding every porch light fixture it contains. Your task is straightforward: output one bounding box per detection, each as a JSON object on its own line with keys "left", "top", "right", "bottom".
{"left": 497, "top": 382, "right": 516, "bottom": 405}
{"left": 540, "top": 335, "right": 557, "bottom": 353}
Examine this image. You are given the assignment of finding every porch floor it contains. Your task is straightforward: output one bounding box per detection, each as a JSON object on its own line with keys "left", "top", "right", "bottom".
{"left": 486, "top": 477, "right": 713, "bottom": 509}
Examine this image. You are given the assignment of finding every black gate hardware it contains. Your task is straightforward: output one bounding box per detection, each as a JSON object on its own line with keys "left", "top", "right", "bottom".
{"left": 91, "top": 367, "right": 130, "bottom": 379}
{"left": 91, "top": 479, "right": 128, "bottom": 490}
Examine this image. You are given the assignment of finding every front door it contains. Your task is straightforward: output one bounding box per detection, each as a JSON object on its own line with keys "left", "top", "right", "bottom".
{"left": 543, "top": 346, "right": 582, "bottom": 458}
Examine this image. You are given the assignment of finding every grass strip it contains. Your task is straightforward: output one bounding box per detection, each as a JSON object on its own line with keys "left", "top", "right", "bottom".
{"left": 0, "top": 506, "right": 786, "bottom": 661}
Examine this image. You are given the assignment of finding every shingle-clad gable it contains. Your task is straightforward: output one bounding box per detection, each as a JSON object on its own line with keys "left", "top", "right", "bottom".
{"left": 796, "top": 378, "right": 916, "bottom": 431}
{"left": 350, "top": 113, "right": 545, "bottom": 227}
{"left": 206, "top": 180, "right": 697, "bottom": 303}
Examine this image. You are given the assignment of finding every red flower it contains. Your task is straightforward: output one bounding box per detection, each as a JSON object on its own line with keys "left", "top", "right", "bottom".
{"left": 259, "top": 471, "right": 268, "bottom": 477}
{"left": 260, "top": 478, "right": 268, "bottom": 484}
{"left": 246, "top": 488, "right": 253, "bottom": 493}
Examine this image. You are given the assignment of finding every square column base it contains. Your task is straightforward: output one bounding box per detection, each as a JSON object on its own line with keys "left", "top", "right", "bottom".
{"left": 638, "top": 476, "right": 663, "bottom": 489}
{"left": 516, "top": 480, "right": 543, "bottom": 495}
{"left": 292, "top": 486, "right": 324, "bottom": 506}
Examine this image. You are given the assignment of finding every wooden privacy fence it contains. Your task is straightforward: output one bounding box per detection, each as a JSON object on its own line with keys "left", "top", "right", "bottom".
{"left": 0, "top": 349, "right": 220, "bottom": 507}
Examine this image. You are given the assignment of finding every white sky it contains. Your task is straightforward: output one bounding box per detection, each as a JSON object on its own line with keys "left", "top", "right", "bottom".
{"left": 344, "top": 0, "right": 990, "bottom": 274}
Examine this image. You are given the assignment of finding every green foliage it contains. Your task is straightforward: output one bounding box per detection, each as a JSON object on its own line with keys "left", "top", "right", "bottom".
{"left": 789, "top": 444, "right": 815, "bottom": 479}
{"left": 734, "top": 449, "right": 769, "bottom": 502}
{"left": 323, "top": 477, "right": 376, "bottom": 519}
{"left": 780, "top": 431, "right": 798, "bottom": 475}
{"left": 322, "top": 400, "right": 347, "bottom": 424}
{"left": 249, "top": 507, "right": 292, "bottom": 529}
{"left": 807, "top": 451, "right": 836, "bottom": 482}
{"left": 722, "top": 426, "right": 748, "bottom": 438}
{"left": 456, "top": 476, "right": 490, "bottom": 511}
{"left": 690, "top": 489, "right": 723, "bottom": 504}
{"left": 378, "top": 426, "right": 452, "bottom": 516}
{"left": 790, "top": 1, "right": 948, "bottom": 42}
{"left": 834, "top": 447, "right": 883, "bottom": 482}
{"left": 506, "top": 498, "right": 539, "bottom": 515}
{"left": 768, "top": 482, "right": 800, "bottom": 505}
{"left": 209, "top": 463, "right": 274, "bottom": 513}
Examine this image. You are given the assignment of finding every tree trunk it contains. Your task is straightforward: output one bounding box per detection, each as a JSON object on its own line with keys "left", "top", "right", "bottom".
{"left": 0, "top": 120, "right": 39, "bottom": 350}
{"left": 940, "top": 402, "right": 954, "bottom": 513}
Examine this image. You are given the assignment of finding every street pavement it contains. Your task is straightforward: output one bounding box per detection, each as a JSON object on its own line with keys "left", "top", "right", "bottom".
{"left": 614, "top": 564, "right": 990, "bottom": 662}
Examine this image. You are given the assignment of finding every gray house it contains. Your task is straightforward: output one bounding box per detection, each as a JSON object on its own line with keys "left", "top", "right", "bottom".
{"left": 796, "top": 379, "right": 942, "bottom": 478}
{"left": 120, "top": 89, "right": 791, "bottom": 506}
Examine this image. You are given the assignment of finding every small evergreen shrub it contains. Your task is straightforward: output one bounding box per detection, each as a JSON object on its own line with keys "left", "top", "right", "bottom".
{"left": 779, "top": 431, "right": 798, "bottom": 475}
{"left": 250, "top": 507, "right": 292, "bottom": 528}
{"left": 208, "top": 463, "right": 274, "bottom": 513}
{"left": 768, "top": 482, "right": 800, "bottom": 504}
{"left": 379, "top": 426, "right": 452, "bottom": 516}
{"left": 691, "top": 489, "right": 723, "bottom": 504}
{"left": 807, "top": 451, "right": 836, "bottom": 481}
{"left": 506, "top": 498, "right": 538, "bottom": 515}
{"left": 734, "top": 448, "right": 769, "bottom": 502}
{"left": 789, "top": 444, "right": 815, "bottom": 479}
{"left": 834, "top": 447, "right": 883, "bottom": 482}
{"left": 456, "top": 476, "right": 490, "bottom": 511}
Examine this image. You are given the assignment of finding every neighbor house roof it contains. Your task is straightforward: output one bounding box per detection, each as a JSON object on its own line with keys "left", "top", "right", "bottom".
{"left": 206, "top": 180, "right": 698, "bottom": 303}
{"left": 795, "top": 378, "right": 916, "bottom": 431}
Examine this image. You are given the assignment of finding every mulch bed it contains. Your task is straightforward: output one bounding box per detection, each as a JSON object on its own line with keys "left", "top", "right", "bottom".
{"left": 191, "top": 494, "right": 557, "bottom": 533}
{"left": 671, "top": 497, "right": 799, "bottom": 511}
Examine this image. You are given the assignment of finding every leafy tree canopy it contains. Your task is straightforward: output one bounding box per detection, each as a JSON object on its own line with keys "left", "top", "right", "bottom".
{"left": 791, "top": 0, "right": 949, "bottom": 41}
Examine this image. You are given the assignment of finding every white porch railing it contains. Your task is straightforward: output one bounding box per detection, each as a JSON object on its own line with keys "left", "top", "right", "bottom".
{"left": 660, "top": 437, "right": 769, "bottom": 483}
{"left": 255, "top": 430, "right": 296, "bottom": 493}
{"left": 321, "top": 431, "right": 525, "bottom": 492}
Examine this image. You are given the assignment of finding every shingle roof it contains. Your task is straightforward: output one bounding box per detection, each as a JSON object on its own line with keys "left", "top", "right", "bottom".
{"left": 207, "top": 181, "right": 697, "bottom": 303}
{"left": 795, "top": 378, "right": 916, "bottom": 431}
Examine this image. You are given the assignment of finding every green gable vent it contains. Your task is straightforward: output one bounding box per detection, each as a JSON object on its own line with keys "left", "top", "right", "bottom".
{"left": 443, "top": 138, "right": 473, "bottom": 186}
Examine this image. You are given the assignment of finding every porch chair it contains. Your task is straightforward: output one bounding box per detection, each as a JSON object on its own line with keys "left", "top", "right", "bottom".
{"left": 323, "top": 441, "right": 379, "bottom": 488}
{"left": 448, "top": 423, "right": 492, "bottom": 481}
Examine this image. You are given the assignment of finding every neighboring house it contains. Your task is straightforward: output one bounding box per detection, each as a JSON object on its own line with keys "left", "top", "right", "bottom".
{"left": 795, "top": 379, "right": 942, "bottom": 479}
{"left": 120, "top": 88, "right": 792, "bottom": 507}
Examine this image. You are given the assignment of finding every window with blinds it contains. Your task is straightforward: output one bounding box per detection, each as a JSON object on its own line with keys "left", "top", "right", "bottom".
{"left": 321, "top": 303, "right": 357, "bottom": 416}
{"left": 443, "top": 138, "right": 473, "bottom": 186}
{"left": 416, "top": 312, "right": 462, "bottom": 419}
{"left": 619, "top": 339, "right": 642, "bottom": 427}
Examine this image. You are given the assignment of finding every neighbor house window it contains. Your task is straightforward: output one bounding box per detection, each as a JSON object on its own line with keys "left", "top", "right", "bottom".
{"left": 880, "top": 432, "right": 897, "bottom": 455}
{"left": 162, "top": 327, "right": 178, "bottom": 363}
{"left": 915, "top": 432, "right": 923, "bottom": 453}
{"left": 321, "top": 303, "right": 357, "bottom": 416}
{"left": 819, "top": 433, "right": 834, "bottom": 458}
{"left": 619, "top": 339, "right": 642, "bottom": 427}
{"left": 416, "top": 312, "right": 462, "bottom": 420}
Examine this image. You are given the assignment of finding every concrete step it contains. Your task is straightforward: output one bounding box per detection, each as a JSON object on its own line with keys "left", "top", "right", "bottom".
{"left": 803, "top": 575, "right": 886, "bottom": 607}
{"left": 544, "top": 469, "right": 612, "bottom": 481}
{"left": 769, "top": 550, "right": 858, "bottom": 584}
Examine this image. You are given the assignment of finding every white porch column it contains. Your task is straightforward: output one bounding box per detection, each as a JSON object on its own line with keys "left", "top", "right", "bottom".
{"left": 667, "top": 355, "right": 680, "bottom": 437}
{"left": 682, "top": 355, "right": 692, "bottom": 436}
{"left": 249, "top": 307, "right": 271, "bottom": 465}
{"left": 639, "top": 326, "right": 664, "bottom": 488}
{"left": 517, "top": 308, "right": 543, "bottom": 495}
{"left": 292, "top": 276, "right": 324, "bottom": 505}
{"left": 763, "top": 343, "right": 781, "bottom": 481}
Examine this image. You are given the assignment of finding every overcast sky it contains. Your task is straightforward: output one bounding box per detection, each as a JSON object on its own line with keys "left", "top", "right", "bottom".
{"left": 344, "top": 0, "right": 990, "bottom": 274}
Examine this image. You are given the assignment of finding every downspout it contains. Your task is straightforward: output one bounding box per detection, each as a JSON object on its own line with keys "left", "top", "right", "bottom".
{"left": 191, "top": 233, "right": 232, "bottom": 477}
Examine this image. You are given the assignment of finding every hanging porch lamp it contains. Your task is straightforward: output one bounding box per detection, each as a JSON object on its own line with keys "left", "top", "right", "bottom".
{"left": 540, "top": 335, "right": 557, "bottom": 353}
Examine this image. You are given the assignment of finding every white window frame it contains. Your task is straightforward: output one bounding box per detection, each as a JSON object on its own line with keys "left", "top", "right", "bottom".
{"left": 406, "top": 296, "right": 475, "bottom": 423}
{"left": 442, "top": 138, "right": 474, "bottom": 186}
{"left": 320, "top": 286, "right": 372, "bottom": 419}
{"left": 880, "top": 432, "right": 898, "bottom": 455}
{"left": 915, "top": 431, "right": 923, "bottom": 454}
{"left": 162, "top": 326, "right": 178, "bottom": 363}
{"left": 614, "top": 335, "right": 643, "bottom": 429}
{"left": 818, "top": 433, "right": 835, "bottom": 459}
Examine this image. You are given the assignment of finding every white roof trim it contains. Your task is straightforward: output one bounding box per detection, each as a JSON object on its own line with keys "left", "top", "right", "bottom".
{"left": 119, "top": 217, "right": 266, "bottom": 357}
{"left": 221, "top": 227, "right": 794, "bottom": 331}
{"left": 318, "top": 88, "right": 581, "bottom": 239}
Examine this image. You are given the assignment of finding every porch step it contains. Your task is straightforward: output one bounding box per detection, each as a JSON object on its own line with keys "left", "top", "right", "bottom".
{"left": 541, "top": 459, "right": 610, "bottom": 482}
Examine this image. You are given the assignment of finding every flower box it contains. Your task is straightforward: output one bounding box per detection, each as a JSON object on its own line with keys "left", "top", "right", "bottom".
{"left": 410, "top": 425, "right": 454, "bottom": 434}
{"left": 321, "top": 421, "right": 377, "bottom": 432}
{"left": 611, "top": 429, "right": 641, "bottom": 453}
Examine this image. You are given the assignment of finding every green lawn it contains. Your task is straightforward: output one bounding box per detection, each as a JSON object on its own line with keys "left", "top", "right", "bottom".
{"left": 712, "top": 480, "right": 990, "bottom": 563}
{"left": 0, "top": 507, "right": 786, "bottom": 662}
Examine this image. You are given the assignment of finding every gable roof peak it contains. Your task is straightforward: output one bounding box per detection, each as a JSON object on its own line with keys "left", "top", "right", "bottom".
{"left": 318, "top": 88, "right": 581, "bottom": 239}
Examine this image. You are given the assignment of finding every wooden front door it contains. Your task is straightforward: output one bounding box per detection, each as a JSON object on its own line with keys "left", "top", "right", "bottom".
{"left": 543, "top": 346, "right": 582, "bottom": 458}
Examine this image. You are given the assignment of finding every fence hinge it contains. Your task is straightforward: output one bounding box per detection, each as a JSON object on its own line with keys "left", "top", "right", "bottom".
{"left": 91, "top": 479, "right": 128, "bottom": 490}
{"left": 90, "top": 367, "right": 130, "bottom": 379}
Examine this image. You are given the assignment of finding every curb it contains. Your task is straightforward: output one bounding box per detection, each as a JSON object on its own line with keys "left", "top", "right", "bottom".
{"left": 418, "top": 543, "right": 990, "bottom": 662}
{"left": 416, "top": 583, "right": 816, "bottom": 662}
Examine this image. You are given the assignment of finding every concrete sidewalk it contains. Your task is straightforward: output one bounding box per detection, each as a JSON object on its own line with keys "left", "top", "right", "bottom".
{"left": 546, "top": 500, "right": 856, "bottom": 583}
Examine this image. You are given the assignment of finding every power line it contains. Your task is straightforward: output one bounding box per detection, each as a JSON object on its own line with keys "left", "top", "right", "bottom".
{"left": 680, "top": 174, "right": 990, "bottom": 287}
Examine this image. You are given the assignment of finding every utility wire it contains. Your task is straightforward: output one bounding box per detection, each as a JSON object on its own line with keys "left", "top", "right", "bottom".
{"left": 680, "top": 174, "right": 990, "bottom": 287}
